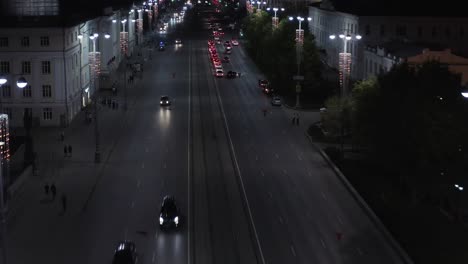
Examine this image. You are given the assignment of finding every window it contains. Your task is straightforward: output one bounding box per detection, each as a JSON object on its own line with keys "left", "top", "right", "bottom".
{"left": 3, "top": 108, "right": 12, "bottom": 120}
{"left": 40, "top": 36, "right": 50, "bottom": 46}
{"left": 0, "top": 61, "right": 10, "bottom": 74}
{"left": 41, "top": 61, "right": 51, "bottom": 74}
{"left": 21, "top": 36, "right": 30, "bottom": 47}
{"left": 43, "top": 108, "right": 52, "bottom": 120}
{"left": 23, "top": 85, "right": 32, "bottom": 97}
{"left": 42, "top": 85, "right": 52, "bottom": 97}
{"left": 0, "top": 37, "right": 8, "bottom": 47}
{"left": 365, "top": 25, "right": 371, "bottom": 35}
{"left": 380, "top": 25, "right": 385, "bottom": 36}
{"left": 1, "top": 85, "right": 11, "bottom": 98}
{"left": 417, "top": 26, "right": 423, "bottom": 37}
{"left": 22, "top": 61, "right": 31, "bottom": 74}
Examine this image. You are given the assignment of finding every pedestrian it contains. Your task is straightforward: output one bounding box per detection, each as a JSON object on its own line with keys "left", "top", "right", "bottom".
{"left": 112, "top": 100, "right": 116, "bottom": 109}
{"left": 296, "top": 115, "right": 300, "bottom": 126}
{"left": 50, "top": 183, "right": 57, "bottom": 200}
{"left": 44, "top": 182, "right": 49, "bottom": 196}
{"left": 61, "top": 194, "right": 67, "bottom": 212}
{"left": 60, "top": 130, "right": 65, "bottom": 141}
{"left": 292, "top": 115, "right": 296, "bottom": 125}
{"left": 68, "top": 145, "right": 72, "bottom": 157}
{"left": 64, "top": 145, "right": 68, "bottom": 157}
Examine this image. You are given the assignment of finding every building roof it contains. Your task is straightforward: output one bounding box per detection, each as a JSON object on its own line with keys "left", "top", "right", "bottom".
{"left": 0, "top": 0, "right": 135, "bottom": 27}
{"left": 366, "top": 41, "right": 450, "bottom": 60}
{"left": 318, "top": 0, "right": 468, "bottom": 17}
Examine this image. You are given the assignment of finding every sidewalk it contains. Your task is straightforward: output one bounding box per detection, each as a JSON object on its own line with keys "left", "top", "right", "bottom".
{"left": 4, "top": 54, "right": 142, "bottom": 264}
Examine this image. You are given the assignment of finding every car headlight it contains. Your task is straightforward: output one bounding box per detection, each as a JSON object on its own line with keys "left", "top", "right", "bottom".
{"left": 174, "top": 216, "right": 179, "bottom": 225}
{"left": 159, "top": 216, "right": 164, "bottom": 225}
{"left": 160, "top": 101, "right": 163, "bottom": 104}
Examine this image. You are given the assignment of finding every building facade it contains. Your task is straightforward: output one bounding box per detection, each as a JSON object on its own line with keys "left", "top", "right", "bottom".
{"left": 308, "top": 1, "right": 468, "bottom": 80}
{"left": 0, "top": 3, "right": 143, "bottom": 127}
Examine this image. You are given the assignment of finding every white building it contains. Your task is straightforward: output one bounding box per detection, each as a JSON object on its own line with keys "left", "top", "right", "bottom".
{"left": 0, "top": 4, "right": 140, "bottom": 127}
{"left": 308, "top": 0, "right": 468, "bottom": 80}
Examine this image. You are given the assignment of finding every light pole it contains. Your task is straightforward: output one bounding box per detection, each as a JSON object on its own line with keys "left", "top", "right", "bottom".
{"left": 0, "top": 76, "right": 27, "bottom": 264}
{"left": 78, "top": 32, "right": 110, "bottom": 163}
{"left": 329, "top": 32, "right": 362, "bottom": 98}
{"left": 256, "top": 1, "right": 266, "bottom": 10}
{"left": 288, "top": 16, "right": 311, "bottom": 108}
{"left": 266, "top": 7, "right": 284, "bottom": 29}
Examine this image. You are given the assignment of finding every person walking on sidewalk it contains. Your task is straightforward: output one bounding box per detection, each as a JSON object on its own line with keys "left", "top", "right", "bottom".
{"left": 296, "top": 114, "right": 300, "bottom": 126}
{"left": 68, "top": 145, "right": 73, "bottom": 157}
{"left": 64, "top": 145, "right": 68, "bottom": 157}
{"left": 60, "top": 130, "right": 65, "bottom": 141}
{"left": 44, "top": 183, "right": 49, "bottom": 197}
{"left": 50, "top": 183, "right": 57, "bottom": 200}
{"left": 292, "top": 115, "right": 296, "bottom": 125}
{"left": 61, "top": 194, "right": 67, "bottom": 213}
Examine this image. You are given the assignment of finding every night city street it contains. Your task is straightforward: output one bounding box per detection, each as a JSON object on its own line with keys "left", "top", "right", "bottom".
{"left": 1, "top": 0, "right": 468, "bottom": 263}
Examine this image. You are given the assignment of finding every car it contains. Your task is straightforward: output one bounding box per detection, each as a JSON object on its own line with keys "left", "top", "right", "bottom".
{"left": 263, "top": 86, "right": 274, "bottom": 95}
{"left": 231, "top": 39, "right": 239, "bottom": 46}
{"left": 214, "top": 36, "right": 220, "bottom": 41}
{"left": 159, "top": 196, "right": 180, "bottom": 229}
{"left": 215, "top": 69, "right": 224, "bottom": 77}
{"left": 112, "top": 241, "right": 137, "bottom": 264}
{"left": 225, "top": 49, "right": 231, "bottom": 54}
{"left": 258, "top": 79, "right": 269, "bottom": 88}
{"left": 226, "top": 45, "right": 232, "bottom": 50}
{"left": 271, "top": 96, "right": 282, "bottom": 106}
{"left": 158, "top": 45, "right": 165, "bottom": 51}
{"left": 216, "top": 40, "right": 221, "bottom": 45}
{"left": 214, "top": 63, "right": 223, "bottom": 69}
{"left": 224, "top": 41, "right": 230, "bottom": 46}
{"left": 222, "top": 56, "right": 230, "bottom": 63}
{"left": 160, "top": 95, "right": 171, "bottom": 106}
{"left": 175, "top": 39, "right": 182, "bottom": 44}
{"left": 226, "top": 71, "right": 237, "bottom": 78}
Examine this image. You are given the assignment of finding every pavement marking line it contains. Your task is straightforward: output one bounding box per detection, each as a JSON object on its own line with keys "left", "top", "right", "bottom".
{"left": 297, "top": 154, "right": 303, "bottom": 161}
{"left": 141, "top": 163, "right": 145, "bottom": 169}
{"left": 163, "top": 163, "right": 167, "bottom": 169}
{"left": 214, "top": 64, "right": 267, "bottom": 264}
{"left": 321, "top": 192, "right": 327, "bottom": 200}
{"left": 152, "top": 252, "right": 156, "bottom": 263}
{"left": 268, "top": 191, "right": 273, "bottom": 199}
{"left": 356, "top": 247, "right": 364, "bottom": 255}
{"left": 275, "top": 153, "right": 279, "bottom": 159}
{"left": 145, "top": 147, "right": 149, "bottom": 153}
{"left": 137, "top": 180, "right": 141, "bottom": 188}
{"left": 278, "top": 216, "right": 284, "bottom": 224}
{"left": 290, "top": 245, "right": 297, "bottom": 257}
{"left": 320, "top": 238, "right": 327, "bottom": 249}
{"left": 131, "top": 201, "right": 135, "bottom": 208}
{"left": 260, "top": 170, "right": 265, "bottom": 177}
{"left": 283, "top": 169, "right": 287, "bottom": 174}
{"left": 255, "top": 155, "right": 258, "bottom": 161}
{"left": 187, "top": 39, "right": 192, "bottom": 264}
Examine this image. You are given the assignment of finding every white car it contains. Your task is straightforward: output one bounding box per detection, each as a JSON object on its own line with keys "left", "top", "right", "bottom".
{"left": 231, "top": 39, "right": 239, "bottom": 46}
{"left": 215, "top": 69, "right": 224, "bottom": 77}
{"left": 175, "top": 39, "right": 182, "bottom": 44}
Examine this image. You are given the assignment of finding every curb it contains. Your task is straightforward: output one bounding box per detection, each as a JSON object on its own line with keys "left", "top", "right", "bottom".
{"left": 305, "top": 132, "right": 414, "bottom": 264}
{"left": 283, "top": 102, "right": 320, "bottom": 112}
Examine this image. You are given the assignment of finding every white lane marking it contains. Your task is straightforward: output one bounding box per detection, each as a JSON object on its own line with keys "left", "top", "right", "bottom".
{"left": 275, "top": 153, "right": 279, "bottom": 159}
{"left": 268, "top": 191, "right": 273, "bottom": 199}
{"left": 163, "top": 163, "right": 167, "bottom": 169}
{"left": 152, "top": 252, "right": 156, "bottom": 263}
{"left": 137, "top": 180, "right": 141, "bottom": 188}
{"left": 321, "top": 192, "right": 327, "bottom": 200}
{"left": 131, "top": 201, "right": 135, "bottom": 208}
{"left": 283, "top": 169, "right": 287, "bottom": 174}
{"left": 214, "top": 68, "right": 266, "bottom": 264}
{"left": 166, "top": 148, "right": 169, "bottom": 153}
{"left": 298, "top": 154, "right": 303, "bottom": 161}
{"left": 320, "top": 238, "right": 327, "bottom": 249}
{"left": 187, "top": 41, "right": 192, "bottom": 264}
{"left": 278, "top": 216, "right": 284, "bottom": 224}
{"left": 255, "top": 155, "right": 258, "bottom": 161}
{"left": 290, "top": 245, "right": 296, "bottom": 257}
{"left": 145, "top": 147, "right": 149, "bottom": 153}
{"left": 141, "top": 163, "right": 145, "bottom": 169}
{"left": 337, "top": 215, "right": 344, "bottom": 225}
{"left": 356, "top": 247, "right": 363, "bottom": 255}
{"left": 260, "top": 170, "right": 265, "bottom": 177}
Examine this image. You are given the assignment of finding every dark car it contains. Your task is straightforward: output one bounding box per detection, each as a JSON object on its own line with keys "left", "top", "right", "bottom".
{"left": 226, "top": 71, "right": 237, "bottom": 78}
{"left": 159, "top": 196, "right": 180, "bottom": 229}
{"left": 258, "top": 79, "right": 269, "bottom": 88}
{"left": 271, "top": 96, "right": 282, "bottom": 106}
{"left": 160, "top": 95, "right": 171, "bottom": 106}
{"left": 112, "top": 241, "right": 137, "bottom": 264}
{"left": 158, "top": 45, "right": 165, "bottom": 51}
{"left": 223, "top": 56, "right": 230, "bottom": 63}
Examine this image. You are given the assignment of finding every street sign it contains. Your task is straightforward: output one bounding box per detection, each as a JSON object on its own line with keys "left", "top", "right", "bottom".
{"left": 293, "top": 75, "right": 304, "bottom": 81}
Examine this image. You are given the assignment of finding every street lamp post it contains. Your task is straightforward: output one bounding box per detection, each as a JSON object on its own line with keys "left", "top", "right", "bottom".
{"left": 329, "top": 33, "right": 362, "bottom": 98}
{"left": 256, "top": 1, "right": 266, "bottom": 10}
{"left": 266, "top": 7, "right": 284, "bottom": 29}
{"left": 288, "top": 16, "right": 311, "bottom": 108}
{"left": 0, "top": 76, "right": 27, "bottom": 264}
{"left": 78, "top": 32, "right": 110, "bottom": 163}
